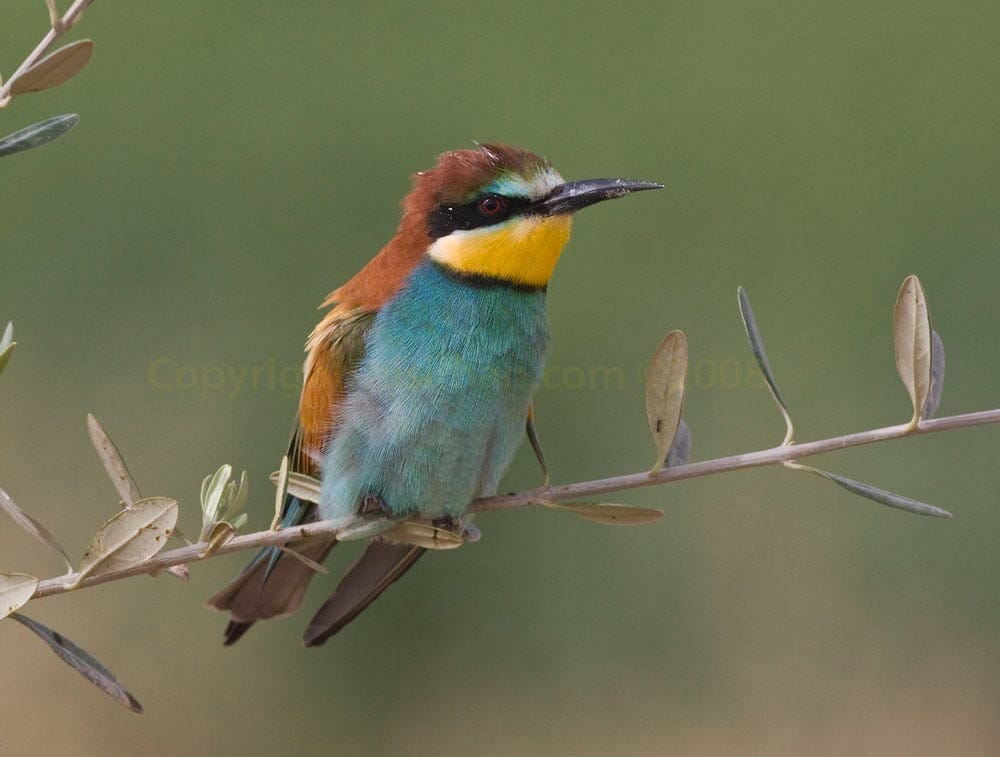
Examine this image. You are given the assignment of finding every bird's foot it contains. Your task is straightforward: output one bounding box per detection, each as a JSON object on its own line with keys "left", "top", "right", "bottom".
{"left": 361, "top": 492, "right": 393, "bottom": 517}
{"left": 431, "top": 515, "right": 461, "bottom": 534}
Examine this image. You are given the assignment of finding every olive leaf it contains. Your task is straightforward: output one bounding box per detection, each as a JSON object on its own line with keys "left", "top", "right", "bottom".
{"left": 8, "top": 612, "right": 143, "bottom": 713}
{"left": 665, "top": 419, "right": 692, "bottom": 468}
{"left": 922, "top": 329, "right": 945, "bottom": 419}
{"left": 383, "top": 521, "right": 465, "bottom": 550}
{"left": 269, "top": 469, "right": 321, "bottom": 504}
{"left": 9, "top": 39, "right": 94, "bottom": 96}
{"left": 0, "top": 572, "right": 39, "bottom": 619}
{"left": 784, "top": 462, "right": 951, "bottom": 518}
{"left": 526, "top": 405, "right": 549, "bottom": 485}
{"left": 202, "top": 522, "right": 235, "bottom": 556}
{"left": 87, "top": 414, "right": 189, "bottom": 553}
{"left": 542, "top": 501, "right": 664, "bottom": 526}
{"left": 270, "top": 455, "right": 290, "bottom": 530}
{"left": 738, "top": 286, "right": 794, "bottom": 444}
{"left": 198, "top": 464, "right": 248, "bottom": 542}
{"left": 87, "top": 414, "right": 141, "bottom": 507}
{"left": 821, "top": 471, "right": 951, "bottom": 518}
{"left": 335, "top": 514, "right": 401, "bottom": 542}
{"left": 646, "top": 330, "right": 688, "bottom": 474}
{"left": 270, "top": 546, "right": 328, "bottom": 573}
{"left": 0, "top": 486, "right": 74, "bottom": 572}
{"left": 0, "top": 321, "right": 15, "bottom": 376}
{"left": 69, "top": 497, "right": 178, "bottom": 587}
{"left": 892, "top": 274, "right": 931, "bottom": 430}
{"left": 0, "top": 114, "right": 79, "bottom": 158}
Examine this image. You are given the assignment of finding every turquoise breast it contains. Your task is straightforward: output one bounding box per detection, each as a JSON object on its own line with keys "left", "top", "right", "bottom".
{"left": 319, "top": 260, "right": 550, "bottom": 520}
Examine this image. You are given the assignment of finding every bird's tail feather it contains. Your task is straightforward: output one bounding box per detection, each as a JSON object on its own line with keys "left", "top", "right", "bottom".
{"left": 206, "top": 496, "right": 337, "bottom": 645}
{"left": 302, "top": 541, "right": 426, "bottom": 647}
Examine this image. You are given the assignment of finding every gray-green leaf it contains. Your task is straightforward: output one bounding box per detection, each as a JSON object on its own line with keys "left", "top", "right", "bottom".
{"left": 70, "top": 497, "right": 178, "bottom": 587}
{"left": 87, "top": 414, "right": 142, "bottom": 507}
{"left": 9, "top": 40, "right": 94, "bottom": 96}
{"left": 665, "top": 419, "right": 692, "bottom": 468}
{"left": 738, "top": 286, "right": 794, "bottom": 444}
{"left": 199, "top": 465, "right": 248, "bottom": 542}
{"left": 786, "top": 462, "right": 952, "bottom": 518}
{"left": 892, "top": 274, "right": 931, "bottom": 430}
{"left": 269, "top": 469, "right": 321, "bottom": 504}
{"left": 0, "top": 322, "right": 15, "bottom": 376}
{"left": 383, "top": 521, "right": 465, "bottom": 550}
{"left": 0, "top": 487, "right": 73, "bottom": 572}
{"left": 526, "top": 406, "right": 549, "bottom": 486}
{"left": 336, "top": 514, "right": 400, "bottom": 541}
{"left": 0, "top": 114, "right": 79, "bottom": 158}
{"left": 0, "top": 572, "right": 38, "bottom": 619}
{"left": 822, "top": 471, "right": 951, "bottom": 518}
{"left": 542, "top": 501, "right": 664, "bottom": 526}
{"left": 922, "top": 329, "right": 945, "bottom": 419}
{"left": 8, "top": 612, "right": 143, "bottom": 713}
{"left": 646, "top": 329, "right": 688, "bottom": 474}
{"left": 270, "top": 455, "right": 290, "bottom": 530}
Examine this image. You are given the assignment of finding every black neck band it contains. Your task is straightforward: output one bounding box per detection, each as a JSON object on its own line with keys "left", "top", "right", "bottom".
{"left": 431, "top": 260, "right": 547, "bottom": 294}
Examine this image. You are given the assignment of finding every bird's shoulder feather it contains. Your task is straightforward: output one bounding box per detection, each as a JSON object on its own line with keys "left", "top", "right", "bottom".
{"left": 292, "top": 305, "right": 375, "bottom": 475}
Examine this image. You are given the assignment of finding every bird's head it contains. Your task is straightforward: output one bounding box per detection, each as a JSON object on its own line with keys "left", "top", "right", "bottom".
{"left": 401, "top": 143, "right": 662, "bottom": 289}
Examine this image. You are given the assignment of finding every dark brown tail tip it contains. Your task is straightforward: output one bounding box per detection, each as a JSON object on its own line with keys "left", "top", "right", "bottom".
{"left": 223, "top": 620, "right": 254, "bottom": 646}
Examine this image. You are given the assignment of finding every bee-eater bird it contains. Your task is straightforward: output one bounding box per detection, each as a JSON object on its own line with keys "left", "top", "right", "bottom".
{"left": 208, "top": 144, "right": 661, "bottom": 646}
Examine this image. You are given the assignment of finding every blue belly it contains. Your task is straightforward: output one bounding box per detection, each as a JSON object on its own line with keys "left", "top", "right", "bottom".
{"left": 319, "top": 261, "right": 550, "bottom": 520}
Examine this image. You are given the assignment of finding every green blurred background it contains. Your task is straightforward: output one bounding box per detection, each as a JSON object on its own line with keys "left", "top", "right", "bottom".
{"left": 2, "top": 1, "right": 999, "bottom": 754}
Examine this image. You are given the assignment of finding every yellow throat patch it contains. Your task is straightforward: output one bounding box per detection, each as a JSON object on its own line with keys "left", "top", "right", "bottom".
{"left": 427, "top": 214, "right": 573, "bottom": 288}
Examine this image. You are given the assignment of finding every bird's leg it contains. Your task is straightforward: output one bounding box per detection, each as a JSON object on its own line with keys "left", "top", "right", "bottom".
{"left": 360, "top": 492, "right": 393, "bottom": 517}
{"left": 431, "top": 515, "right": 461, "bottom": 534}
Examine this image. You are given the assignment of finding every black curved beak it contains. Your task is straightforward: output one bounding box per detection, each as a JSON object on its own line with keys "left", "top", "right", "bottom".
{"left": 532, "top": 178, "right": 663, "bottom": 217}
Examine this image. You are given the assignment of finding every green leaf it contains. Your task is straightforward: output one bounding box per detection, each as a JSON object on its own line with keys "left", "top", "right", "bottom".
{"left": 202, "top": 521, "right": 236, "bottom": 556}
{"left": 922, "top": 329, "right": 945, "bottom": 419}
{"left": 383, "top": 521, "right": 465, "bottom": 550}
{"left": 9, "top": 40, "right": 94, "bottom": 96}
{"left": 525, "top": 405, "right": 549, "bottom": 486}
{"left": 87, "top": 414, "right": 142, "bottom": 507}
{"left": 269, "top": 469, "right": 321, "bottom": 504}
{"left": 822, "top": 471, "right": 951, "bottom": 518}
{"left": 8, "top": 612, "right": 143, "bottom": 713}
{"left": 785, "top": 463, "right": 952, "bottom": 518}
{"left": 665, "top": 419, "right": 692, "bottom": 468}
{"left": 738, "top": 286, "right": 794, "bottom": 444}
{"left": 277, "top": 546, "right": 330, "bottom": 572}
{"left": 335, "top": 514, "right": 401, "bottom": 542}
{"left": 892, "top": 274, "right": 931, "bottom": 430}
{"left": 542, "top": 501, "right": 664, "bottom": 526}
{"left": 0, "top": 114, "right": 79, "bottom": 158}
{"left": 70, "top": 497, "right": 178, "bottom": 587}
{"left": 646, "top": 329, "right": 688, "bottom": 474}
{"left": 0, "top": 486, "right": 74, "bottom": 572}
{"left": 0, "top": 572, "right": 38, "bottom": 619}
{"left": 270, "top": 455, "right": 290, "bottom": 530}
{"left": 0, "top": 321, "right": 15, "bottom": 376}
{"left": 198, "top": 464, "right": 247, "bottom": 542}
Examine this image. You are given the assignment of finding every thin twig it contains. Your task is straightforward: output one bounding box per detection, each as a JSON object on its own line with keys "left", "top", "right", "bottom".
{"left": 28, "top": 406, "right": 1000, "bottom": 601}
{"left": 0, "top": 0, "right": 94, "bottom": 106}
{"left": 474, "top": 407, "right": 1000, "bottom": 510}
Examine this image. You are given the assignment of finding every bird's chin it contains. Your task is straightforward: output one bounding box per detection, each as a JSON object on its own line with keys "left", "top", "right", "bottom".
{"left": 426, "top": 214, "right": 572, "bottom": 288}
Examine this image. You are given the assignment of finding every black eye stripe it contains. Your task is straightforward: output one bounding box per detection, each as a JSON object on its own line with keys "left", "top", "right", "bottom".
{"left": 427, "top": 194, "right": 531, "bottom": 239}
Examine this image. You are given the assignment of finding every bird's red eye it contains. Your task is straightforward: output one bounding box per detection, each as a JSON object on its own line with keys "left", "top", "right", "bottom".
{"left": 478, "top": 196, "right": 506, "bottom": 216}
